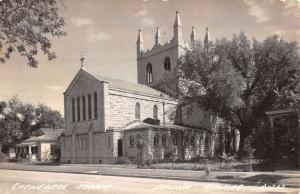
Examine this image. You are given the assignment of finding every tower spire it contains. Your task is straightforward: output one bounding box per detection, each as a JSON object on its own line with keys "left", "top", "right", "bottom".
{"left": 155, "top": 27, "right": 161, "bottom": 45}
{"left": 173, "top": 11, "right": 183, "bottom": 45}
{"left": 204, "top": 27, "right": 211, "bottom": 49}
{"left": 191, "top": 26, "right": 196, "bottom": 43}
{"left": 136, "top": 28, "right": 144, "bottom": 56}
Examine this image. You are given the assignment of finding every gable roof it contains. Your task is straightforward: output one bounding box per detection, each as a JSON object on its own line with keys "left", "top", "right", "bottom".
{"left": 89, "top": 71, "right": 164, "bottom": 96}
{"left": 65, "top": 69, "right": 175, "bottom": 99}
{"left": 23, "top": 128, "right": 65, "bottom": 143}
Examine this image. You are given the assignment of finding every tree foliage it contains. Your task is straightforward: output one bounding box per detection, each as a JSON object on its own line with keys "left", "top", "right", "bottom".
{"left": 160, "top": 32, "right": 300, "bottom": 157}
{"left": 0, "top": 96, "right": 64, "bottom": 145}
{"left": 0, "top": 0, "right": 66, "bottom": 67}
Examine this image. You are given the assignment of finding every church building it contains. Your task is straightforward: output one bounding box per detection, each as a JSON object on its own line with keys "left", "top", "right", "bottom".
{"left": 60, "top": 12, "right": 221, "bottom": 164}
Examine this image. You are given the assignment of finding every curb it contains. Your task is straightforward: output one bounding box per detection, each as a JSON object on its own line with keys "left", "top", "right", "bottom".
{"left": 0, "top": 167, "right": 299, "bottom": 189}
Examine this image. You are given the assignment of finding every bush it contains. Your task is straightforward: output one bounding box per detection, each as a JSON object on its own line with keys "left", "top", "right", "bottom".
{"left": 8, "top": 158, "right": 18, "bottom": 163}
{"left": 0, "top": 152, "right": 8, "bottom": 162}
{"left": 50, "top": 144, "right": 60, "bottom": 162}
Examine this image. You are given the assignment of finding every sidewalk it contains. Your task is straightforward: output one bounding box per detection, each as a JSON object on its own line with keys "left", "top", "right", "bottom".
{"left": 0, "top": 162, "right": 299, "bottom": 188}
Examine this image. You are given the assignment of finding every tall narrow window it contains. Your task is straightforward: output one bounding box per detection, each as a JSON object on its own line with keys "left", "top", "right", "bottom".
{"left": 72, "top": 98, "right": 75, "bottom": 122}
{"left": 82, "top": 96, "right": 86, "bottom": 121}
{"left": 162, "top": 135, "right": 167, "bottom": 146}
{"left": 77, "top": 97, "right": 80, "bottom": 121}
{"left": 88, "top": 94, "right": 92, "bottom": 119}
{"left": 129, "top": 136, "right": 134, "bottom": 148}
{"left": 135, "top": 102, "right": 140, "bottom": 120}
{"left": 164, "top": 57, "right": 171, "bottom": 71}
{"left": 154, "top": 135, "right": 159, "bottom": 146}
{"left": 153, "top": 105, "right": 158, "bottom": 119}
{"left": 94, "top": 93, "right": 98, "bottom": 119}
{"left": 107, "top": 136, "right": 110, "bottom": 149}
{"left": 146, "top": 63, "right": 153, "bottom": 83}
{"left": 173, "top": 134, "right": 178, "bottom": 146}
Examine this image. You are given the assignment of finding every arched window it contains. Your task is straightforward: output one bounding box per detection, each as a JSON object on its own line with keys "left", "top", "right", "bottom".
{"left": 72, "top": 98, "right": 75, "bottom": 122}
{"left": 82, "top": 96, "right": 86, "bottom": 121}
{"left": 135, "top": 102, "right": 140, "bottom": 120}
{"left": 88, "top": 94, "right": 92, "bottom": 119}
{"left": 153, "top": 105, "right": 158, "bottom": 119}
{"left": 129, "top": 136, "right": 134, "bottom": 148}
{"left": 94, "top": 93, "right": 98, "bottom": 119}
{"left": 146, "top": 63, "right": 153, "bottom": 83}
{"left": 164, "top": 57, "right": 171, "bottom": 71}
{"left": 77, "top": 97, "right": 80, "bottom": 121}
{"left": 80, "top": 138, "right": 83, "bottom": 149}
{"left": 154, "top": 135, "right": 159, "bottom": 146}
{"left": 162, "top": 135, "right": 167, "bottom": 146}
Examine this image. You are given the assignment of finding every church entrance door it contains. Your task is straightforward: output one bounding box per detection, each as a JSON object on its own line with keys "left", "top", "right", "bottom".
{"left": 118, "top": 139, "right": 123, "bottom": 156}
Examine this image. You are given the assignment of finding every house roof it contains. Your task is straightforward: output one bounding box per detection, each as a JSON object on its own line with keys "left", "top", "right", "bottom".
{"left": 265, "top": 108, "right": 297, "bottom": 116}
{"left": 22, "top": 128, "right": 65, "bottom": 143}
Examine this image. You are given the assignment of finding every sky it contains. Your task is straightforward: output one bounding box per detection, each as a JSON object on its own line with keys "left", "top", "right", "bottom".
{"left": 0, "top": 0, "right": 300, "bottom": 115}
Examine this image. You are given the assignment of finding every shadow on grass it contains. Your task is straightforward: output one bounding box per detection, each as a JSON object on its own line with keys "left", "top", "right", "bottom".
{"left": 26, "top": 162, "right": 62, "bottom": 166}
{"left": 216, "top": 175, "right": 235, "bottom": 180}
{"left": 243, "top": 174, "right": 300, "bottom": 184}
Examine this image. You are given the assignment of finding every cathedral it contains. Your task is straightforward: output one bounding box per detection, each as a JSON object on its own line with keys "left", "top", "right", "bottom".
{"left": 60, "top": 12, "right": 224, "bottom": 164}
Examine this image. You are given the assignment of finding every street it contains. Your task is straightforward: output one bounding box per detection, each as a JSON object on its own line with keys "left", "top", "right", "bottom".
{"left": 0, "top": 169, "right": 298, "bottom": 194}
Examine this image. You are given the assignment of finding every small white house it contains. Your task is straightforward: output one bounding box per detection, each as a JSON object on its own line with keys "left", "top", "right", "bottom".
{"left": 16, "top": 128, "right": 65, "bottom": 161}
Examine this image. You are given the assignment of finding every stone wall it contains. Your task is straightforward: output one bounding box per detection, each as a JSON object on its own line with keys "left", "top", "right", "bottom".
{"left": 107, "top": 88, "right": 178, "bottom": 128}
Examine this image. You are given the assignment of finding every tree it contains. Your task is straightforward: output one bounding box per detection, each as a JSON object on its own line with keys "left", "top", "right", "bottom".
{"left": 0, "top": 96, "right": 64, "bottom": 149}
{"left": 35, "top": 103, "right": 64, "bottom": 129}
{"left": 0, "top": 0, "right": 66, "bottom": 67}
{"left": 159, "top": 32, "right": 299, "bottom": 158}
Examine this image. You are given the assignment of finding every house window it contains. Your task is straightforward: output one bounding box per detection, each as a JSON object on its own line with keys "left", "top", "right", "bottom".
{"left": 146, "top": 63, "right": 153, "bottom": 83}
{"left": 135, "top": 102, "right": 141, "bottom": 120}
{"left": 162, "top": 135, "right": 167, "bottom": 146}
{"left": 94, "top": 92, "right": 98, "bottom": 119}
{"left": 164, "top": 57, "right": 171, "bottom": 71}
{"left": 154, "top": 135, "right": 159, "bottom": 146}
{"left": 88, "top": 94, "right": 92, "bottom": 119}
{"left": 82, "top": 96, "right": 86, "bottom": 121}
{"left": 31, "top": 146, "right": 38, "bottom": 154}
{"left": 153, "top": 105, "right": 158, "bottom": 119}
{"left": 77, "top": 97, "right": 80, "bottom": 121}
{"left": 173, "top": 134, "right": 178, "bottom": 146}
{"left": 129, "top": 136, "right": 134, "bottom": 148}
{"left": 136, "top": 135, "right": 143, "bottom": 146}
{"left": 72, "top": 98, "right": 75, "bottom": 122}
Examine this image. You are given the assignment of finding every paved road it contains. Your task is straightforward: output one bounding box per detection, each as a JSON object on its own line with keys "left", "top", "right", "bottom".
{"left": 0, "top": 169, "right": 298, "bottom": 194}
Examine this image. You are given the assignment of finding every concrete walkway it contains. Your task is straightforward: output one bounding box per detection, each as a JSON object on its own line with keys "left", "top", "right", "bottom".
{"left": 0, "top": 162, "right": 299, "bottom": 188}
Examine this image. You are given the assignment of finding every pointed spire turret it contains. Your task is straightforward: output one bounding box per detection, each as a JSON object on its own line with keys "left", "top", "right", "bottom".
{"left": 173, "top": 10, "right": 182, "bottom": 27}
{"left": 204, "top": 27, "right": 211, "bottom": 49}
{"left": 136, "top": 28, "right": 144, "bottom": 45}
{"left": 191, "top": 26, "right": 196, "bottom": 43}
{"left": 137, "top": 29, "right": 144, "bottom": 56}
{"left": 155, "top": 27, "right": 161, "bottom": 45}
{"left": 173, "top": 11, "right": 183, "bottom": 45}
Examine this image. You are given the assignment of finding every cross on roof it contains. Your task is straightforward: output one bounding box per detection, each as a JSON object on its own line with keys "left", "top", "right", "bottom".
{"left": 80, "top": 55, "right": 85, "bottom": 69}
